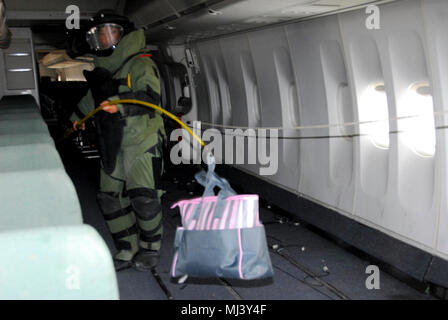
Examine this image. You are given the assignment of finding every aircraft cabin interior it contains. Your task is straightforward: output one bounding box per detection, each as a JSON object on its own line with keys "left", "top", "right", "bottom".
{"left": 0, "top": 0, "right": 447, "bottom": 302}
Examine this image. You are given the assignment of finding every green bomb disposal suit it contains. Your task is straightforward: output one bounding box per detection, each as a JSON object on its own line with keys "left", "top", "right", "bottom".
{"left": 71, "top": 29, "right": 166, "bottom": 266}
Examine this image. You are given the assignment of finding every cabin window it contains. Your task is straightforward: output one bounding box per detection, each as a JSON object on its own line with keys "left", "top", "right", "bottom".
{"left": 399, "top": 82, "right": 436, "bottom": 157}
{"left": 359, "top": 82, "right": 390, "bottom": 149}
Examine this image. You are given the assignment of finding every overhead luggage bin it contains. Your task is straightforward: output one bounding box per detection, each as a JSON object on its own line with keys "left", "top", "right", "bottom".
{"left": 0, "top": 225, "right": 119, "bottom": 300}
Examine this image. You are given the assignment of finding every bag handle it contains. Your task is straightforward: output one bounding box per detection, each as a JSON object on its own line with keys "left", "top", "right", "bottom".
{"left": 185, "top": 154, "right": 236, "bottom": 224}
{"left": 194, "top": 153, "right": 236, "bottom": 198}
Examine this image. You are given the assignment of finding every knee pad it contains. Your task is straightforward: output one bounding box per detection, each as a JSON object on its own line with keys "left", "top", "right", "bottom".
{"left": 97, "top": 192, "right": 121, "bottom": 214}
{"left": 128, "top": 188, "right": 161, "bottom": 221}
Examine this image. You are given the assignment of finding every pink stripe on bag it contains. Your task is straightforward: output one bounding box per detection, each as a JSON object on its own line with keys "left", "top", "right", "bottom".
{"left": 206, "top": 201, "right": 218, "bottom": 230}
{"left": 197, "top": 201, "right": 209, "bottom": 230}
{"left": 188, "top": 219, "right": 197, "bottom": 230}
{"left": 245, "top": 200, "right": 254, "bottom": 228}
{"left": 172, "top": 195, "right": 258, "bottom": 209}
{"left": 219, "top": 200, "right": 232, "bottom": 230}
{"left": 226, "top": 195, "right": 258, "bottom": 201}
{"left": 238, "top": 228, "right": 244, "bottom": 279}
{"left": 229, "top": 200, "right": 240, "bottom": 229}
{"left": 184, "top": 203, "right": 196, "bottom": 225}
{"left": 172, "top": 195, "right": 260, "bottom": 229}
{"left": 171, "top": 251, "right": 179, "bottom": 277}
{"left": 255, "top": 202, "right": 262, "bottom": 226}
{"left": 180, "top": 203, "right": 189, "bottom": 218}
{"left": 237, "top": 203, "right": 244, "bottom": 229}
{"left": 170, "top": 202, "right": 181, "bottom": 209}
{"left": 199, "top": 202, "right": 212, "bottom": 230}
{"left": 196, "top": 203, "right": 204, "bottom": 230}
{"left": 212, "top": 218, "right": 219, "bottom": 230}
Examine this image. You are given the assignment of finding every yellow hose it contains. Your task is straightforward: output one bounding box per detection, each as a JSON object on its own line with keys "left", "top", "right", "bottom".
{"left": 63, "top": 99, "right": 205, "bottom": 147}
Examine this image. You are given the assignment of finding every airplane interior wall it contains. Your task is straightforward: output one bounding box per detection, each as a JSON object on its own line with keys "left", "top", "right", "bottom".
{"left": 169, "top": 0, "right": 448, "bottom": 262}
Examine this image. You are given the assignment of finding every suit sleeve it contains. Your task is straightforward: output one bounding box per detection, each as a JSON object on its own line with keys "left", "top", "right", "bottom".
{"left": 69, "top": 89, "right": 95, "bottom": 122}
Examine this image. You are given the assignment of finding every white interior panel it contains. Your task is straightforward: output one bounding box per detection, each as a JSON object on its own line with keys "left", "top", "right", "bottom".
{"left": 273, "top": 45, "right": 301, "bottom": 174}
{"left": 246, "top": 26, "right": 300, "bottom": 192}
{"left": 421, "top": 0, "right": 448, "bottom": 256}
{"left": 196, "top": 40, "right": 226, "bottom": 164}
{"left": 219, "top": 34, "right": 260, "bottom": 176}
{"left": 340, "top": 0, "right": 439, "bottom": 247}
{"left": 182, "top": 0, "right": 448, "bottom": 260}
{"left": 193, "top": 48, "right": 213, "bottom": 129}
{"left": 348, "top": 35, "right": 390, "bottom": 218}
{"left": 320, "top": 39, "right": 354, "bottom": 206}
{"left": 197, "top": 40, "right": 223, "bottom": 125}
{"left": 286, "top": 16, "right": 354, "bottom": 212}
{"left": 377, "top": 0, "right": 438, "bottom": 248}
{"left": 389, "top": 31, "right": 435, "bottom": 212}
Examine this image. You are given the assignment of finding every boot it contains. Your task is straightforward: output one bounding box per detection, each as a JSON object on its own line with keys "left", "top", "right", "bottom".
{"left": 133, "top": 249, "right": 160, "bottom": 271}
{"left": 114, "top": 259, "right": 133, "bottom": 272}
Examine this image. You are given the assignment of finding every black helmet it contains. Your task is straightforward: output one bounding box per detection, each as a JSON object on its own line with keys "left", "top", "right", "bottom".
{"left": 85, "top": 10, "right": 135, "bottom": 56}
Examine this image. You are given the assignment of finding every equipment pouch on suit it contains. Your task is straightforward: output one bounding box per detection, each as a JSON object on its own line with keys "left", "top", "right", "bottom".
{"left": 83, "top": 68, "right": 126, "bottom": 174}
{"left": 95, "top": 111, "right": 126, "bottom": 174}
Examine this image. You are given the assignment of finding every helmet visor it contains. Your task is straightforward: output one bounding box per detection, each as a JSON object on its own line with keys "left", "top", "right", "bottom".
{"left": 86, "top": 23, "right": 123, "bottom": 51}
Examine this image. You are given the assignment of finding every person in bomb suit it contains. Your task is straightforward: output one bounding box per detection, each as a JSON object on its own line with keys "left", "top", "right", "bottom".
{"left": 71, "top": 10, "right": 166, "bottom": 272}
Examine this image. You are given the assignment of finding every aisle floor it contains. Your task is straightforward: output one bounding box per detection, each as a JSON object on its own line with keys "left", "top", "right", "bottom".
{"left": 63, "top": 152, "right": 434, "bottom": 300}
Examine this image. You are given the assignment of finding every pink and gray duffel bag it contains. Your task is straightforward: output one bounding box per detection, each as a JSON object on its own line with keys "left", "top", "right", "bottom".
{"left": 170, "top": 160, "right": 274, "bottom": 280}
